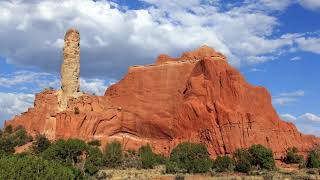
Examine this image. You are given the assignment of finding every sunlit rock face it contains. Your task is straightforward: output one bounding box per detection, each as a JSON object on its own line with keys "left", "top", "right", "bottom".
{"left": 4, "top": 40, "right": 320, "bottom": 159}
{"left": 60, "top": 28, "right": 81, "bottom": 110}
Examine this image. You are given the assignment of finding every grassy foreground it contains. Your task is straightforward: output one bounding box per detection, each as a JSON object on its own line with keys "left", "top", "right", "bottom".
{"left": 99, "top": 166, "right": 320, "bottom": 180}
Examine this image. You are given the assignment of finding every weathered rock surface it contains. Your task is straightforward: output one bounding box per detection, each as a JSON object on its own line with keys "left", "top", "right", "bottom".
{"left": 5, "top": 46, "right": 319, "bottom": 158}
{"left": 60, "top": 28, "right": 81, "bottom": 110}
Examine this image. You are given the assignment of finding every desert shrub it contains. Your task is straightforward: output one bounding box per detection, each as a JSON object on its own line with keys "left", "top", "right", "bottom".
{"left": 41, "top": 139, "right": 88, "bottom": 166}
{"left": 14, "top": 127, "right": 33, "bottom": 146}
{"left": 0, "top": 125, "right": 32, "bottom": 152}
{"left": 84, "top": 147, "right": 104, "bottom": 176}
{"left": 0, "top": 155, "right": 76, "bottom": 180}
{"left": 32, "top": 134, "right": 51, "bottom": 154}
{"left": 154, "top": 153, "right": 167, "bottom": 164}
{"left": 233, "top": 148, "right": 252, "bottom": 173}
{"left": 122, "top": 150, "right": 142, "bottom": 169}
{"left": 104, "top": 141, "right": 123, "bottom": 167}
{"left": 138, "top": 144, "right": 156, "bottom": 169}
{"left": 284, "top": 147, "right": 304, "bottom": 164}
{"left": 166, "top": 142, "right": 212, "bottom": 173}
{"left": 213, "top": 155, "right": 234, "bottom": 172}
{"left": 307, "top": 150, "right": 320, "bottom": 168}
{"left": 0, "top": 136, "right": 15, "bottom": 153}
{"left": 4, "top": 125, "right": 13, "bottom": 134}
{"left": 248, "top": 144, "right": 275, "bottom": 170}
{"left": 88, "top": 139, "right": 101, "bottom": 147}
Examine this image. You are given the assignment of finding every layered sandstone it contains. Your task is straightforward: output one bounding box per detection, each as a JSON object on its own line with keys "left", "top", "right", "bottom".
{"left": 60, "top": 28, "right": 81, "bottom": 110}
{"left": 5, "top": 45, "right": 319, "bottom": 159}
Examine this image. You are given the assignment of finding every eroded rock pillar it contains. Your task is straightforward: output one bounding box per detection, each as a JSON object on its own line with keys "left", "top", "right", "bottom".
{"left": 60, "top": 29, "right": 80, "bottom": 110}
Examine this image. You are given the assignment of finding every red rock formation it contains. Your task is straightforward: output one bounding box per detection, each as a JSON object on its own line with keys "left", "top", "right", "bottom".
{"left": 5, "top": 46, "right": 319, "bottom": 159}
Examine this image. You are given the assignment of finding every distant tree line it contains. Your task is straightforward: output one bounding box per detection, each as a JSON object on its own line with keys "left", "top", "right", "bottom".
{"left": 0, "top": 125, "right": 320, "bottom": 179}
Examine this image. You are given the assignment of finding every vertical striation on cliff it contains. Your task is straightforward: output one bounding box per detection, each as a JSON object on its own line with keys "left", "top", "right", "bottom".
{"left": 60, "top": 28, "right": 81, "bottom": 110}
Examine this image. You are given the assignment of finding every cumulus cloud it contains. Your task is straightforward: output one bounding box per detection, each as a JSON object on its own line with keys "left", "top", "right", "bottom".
{"left": 272, "top": 90, "right": 305, "bottom": 105}
{"left": 0, "top": 70, "right": 111, "bottom": 95}
{"left": 281, "top": 113, "right": 320, "bottom": 136}
{"left": 280, "top": 113, "right": 297, "bottom": 122}
{"left": 295, "top": 37, "right": 320, "bottom": 54}
{"left": 0, "top": 0, "right": 318, "bottom": 80}
{"left": 298, "top": 0, "right": 320, "bottom": 10}
{"left": 0, "top": 92, "right": 34, "bottom": 122}
{"left": 299, "top": 113, "right": 320, "bottom": 122}
{"left": 80, "top": 78, "right": 115, "bottom": 95}
{"left": 0, "top": 71, "right": 59, "bottom": 91}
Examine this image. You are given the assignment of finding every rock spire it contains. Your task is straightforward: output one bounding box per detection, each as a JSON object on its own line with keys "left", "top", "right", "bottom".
{"left": 60, "top": 28, "right": 81, "bottom": 110}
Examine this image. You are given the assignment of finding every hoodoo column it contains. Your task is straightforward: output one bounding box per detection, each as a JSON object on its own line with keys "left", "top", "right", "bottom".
{"left": 60, "top": 28, "right": 80, "bottom": 110}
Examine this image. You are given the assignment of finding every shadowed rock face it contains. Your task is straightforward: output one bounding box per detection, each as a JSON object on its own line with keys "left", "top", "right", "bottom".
{"left": 60, "top": 29, "right": 80, "bottom": 110}
{"left": 4, "top": 45, "right": 319, "bottom": 159}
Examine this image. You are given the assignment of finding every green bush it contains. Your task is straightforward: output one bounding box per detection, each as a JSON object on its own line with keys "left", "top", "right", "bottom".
{"left": 284, "top": 147, "right": 304, "bottom": 164}
{"left": 84, "top": 147, "right": 104, "bottom": 176}
{"left": 104, "top": 141, "right": 123, "bottom": 167}
{"left": 4, "top": 125, "right": 13, "bottom": 134}
{"left": 0, "top": 136, "right": 15, "bottom": 153}
{"left": 233, "top": 148, "right": 252, "bottom": 173}
{"left": 32, "top": 134, "right": 51, "bottom": 154}
{"left": 154, "top": 153, "right": 167, "bottom": 164}
{"left": 166, "top": 142, "right": 212, "bottom": 173}
{"left": 41, "top": 139, "right": 88, "bottom": 166}
{"left": 307, "top": 150, "right": 320, "bottom": 168}
{"left": 0, "top": 125, "right": 32, "bottom": 153}
{"left": 14, "top": 127, "right": 33, "bottom": 146}
{"left": 213, "top": 155, "right": 234, "bottom": 172}
{"left": 0, "top": 155, "right": 76, "bottom": 180}
{"left": 88, "top": 139, "right": 101, "bottom": 147}
{"left": 122, "top": 150, "right": 142, "bottom": 169}
{"left": 138, "top": 144, "right": 156, "bottom": 169}
{"left": 248, "top": 144, "right": 275, "bottom": 170}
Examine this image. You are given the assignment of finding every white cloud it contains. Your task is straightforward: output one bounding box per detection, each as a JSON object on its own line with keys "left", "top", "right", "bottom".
{"left": 298, "top": 0, "right": 320, "bottom": 10}
{"left": 273, "top": 90, "right": 305, "bottom": 105}
{"left": 295, "top": 37, "right": 320, "bottom": 54}
{"left": 0, "top": 71, "right": 49, "bottom": 88}
{"left": 281, "top": 113, "right": 320, "bottom": 136}
{"left": 0, "top": 92, "right": 34, "bottom": 123}
{"left": 259, "top": 0, "right": 292, "bottom": 11}
{"left": 290, "top": 56, "right": 301, "bottom": 61}
{"left": 80, "top": 78, "right": 114, "bottom": 95}
{"left": 0, "top": 71, "right": 59, "bottom": 92}
{"left": 273, "top": 97, "right": 297, "bottom": 105}
{"left": 279, "top": 90, "right": 305, "bottom": 97}
{"left": 0, "top": 70, "right": 112, "bottom": 95}
{"left": 280, "top": 113, "right": 297, "bottom": 122}
{"left": 250, "top": 68, "right": 266, "bottom": 72}
{"left": 241, "top": 0, "right": 292, "bottom": 12}
{"left": 299, "top": 113, "right": 320, "bottom": 122}
{"left": 0, "top": 0, "right": 318, "bottom": 80}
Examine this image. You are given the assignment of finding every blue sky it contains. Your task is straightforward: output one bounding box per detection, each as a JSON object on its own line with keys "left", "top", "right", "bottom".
{"left": 0, "top": 0, "right": 320, "bottom": 135}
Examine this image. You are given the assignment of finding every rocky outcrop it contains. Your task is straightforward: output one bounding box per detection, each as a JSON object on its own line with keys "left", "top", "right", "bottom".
{"left": 4, "top": 45, "right": 319, "bottom": 159}
{"left": 60, "top": 28, "right": 81, "bottom": 110}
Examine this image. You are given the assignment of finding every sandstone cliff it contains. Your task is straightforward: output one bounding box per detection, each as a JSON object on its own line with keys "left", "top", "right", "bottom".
{"left": 5, "top": 46, "right": 319, "bottom": 159}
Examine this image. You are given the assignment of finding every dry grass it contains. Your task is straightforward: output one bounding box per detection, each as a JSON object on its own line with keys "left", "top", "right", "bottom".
{"left": 99, "top": 165, "right": 320, "bottom": 180}
{"left": 101, "top": 165, "right": 170, "bottom": 180}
